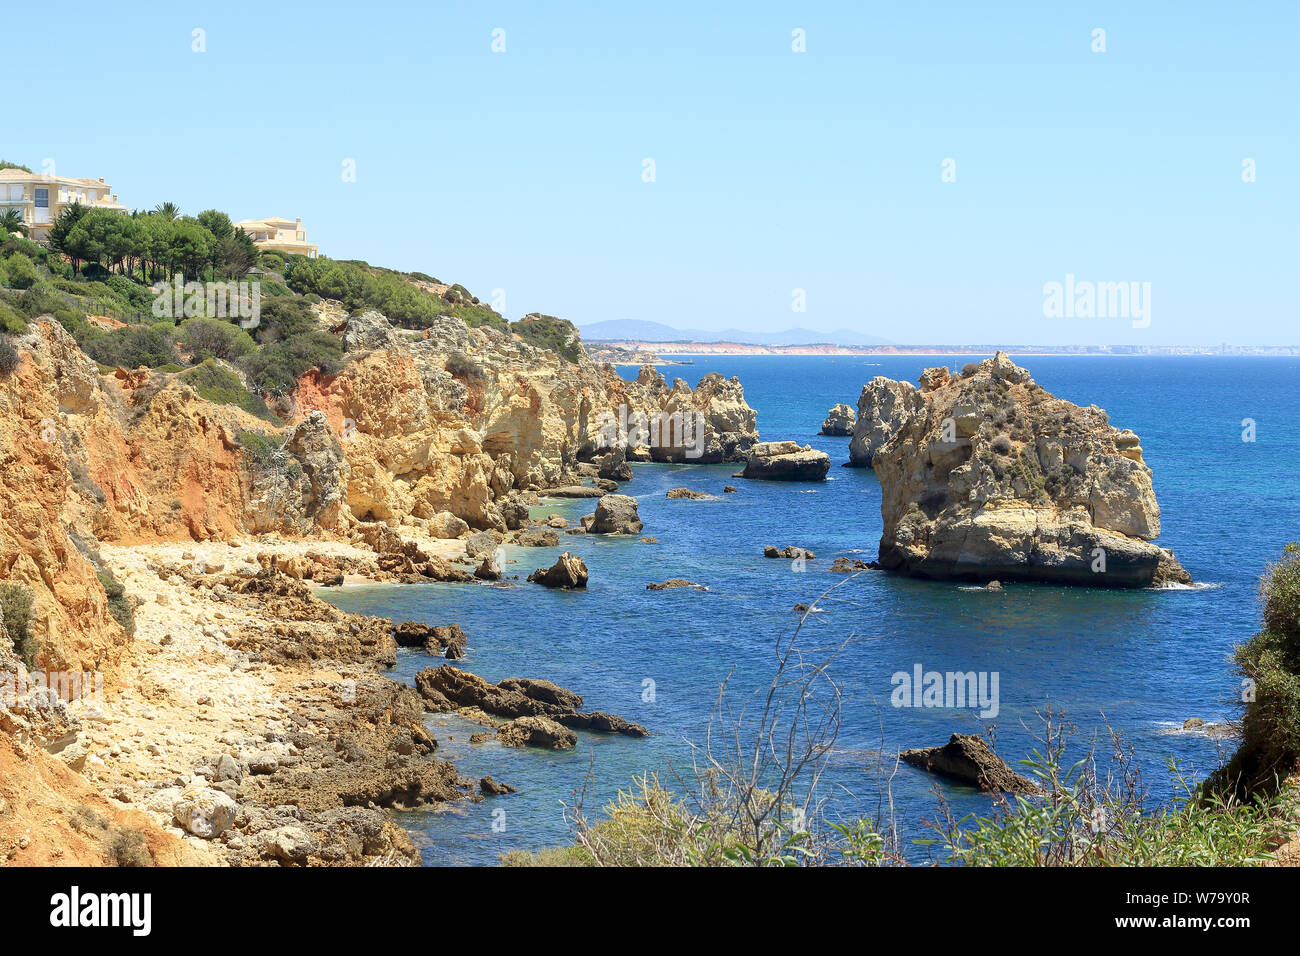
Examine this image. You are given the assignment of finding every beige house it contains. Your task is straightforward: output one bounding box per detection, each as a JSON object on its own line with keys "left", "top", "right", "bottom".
{"left": 234, "top": 216, "right": 319, "bottom": 258}
{"left": 0, "top": 168, "right": 128, "bottom": 240}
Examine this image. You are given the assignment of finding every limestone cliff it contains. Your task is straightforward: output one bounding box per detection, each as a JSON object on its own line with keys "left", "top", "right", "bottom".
{"left": 866, "top": 352, "right": 1190, "bottom": 588}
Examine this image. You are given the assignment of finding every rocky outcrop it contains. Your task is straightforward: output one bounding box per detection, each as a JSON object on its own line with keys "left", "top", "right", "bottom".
{"left": 900, "top": 734, "right": 1041, "bottom": 794}
{"left": 820, "top": 403, "right": 856, "bottom": 436}
{"left": 665, "top": 488, "right": 710, "bottom": 500}
{"left": 413, "top": 666, "right": 648, "bottom": 739}
{"left": 868, "top": 352, "right": 1191, "bottom": 588}
{"left": 847, "top": 376, "right": 923, "bottom": 468}
{"left": 527, "top": 552, "right": 589, "bottom": 588}
{"left": 646, "top": 579, "right": 704, "bottom": 591}
{"left": 740, "top": 441, "right": 830, "bottom": 482}
{"left": 583, "top": 494, "right": 643, "bottom": 534}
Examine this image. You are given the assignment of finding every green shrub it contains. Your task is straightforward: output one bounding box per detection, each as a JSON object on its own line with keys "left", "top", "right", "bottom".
{"left": 0, "top": 337, "right": 18, "bottom": 374}
{"left": 0, "top": 305, "right": 24, "bottom": 335}
{"left": 1, "top": 252, "right": 39, "bottom": 290}
{"left": 107, "top": 827, "right": 153, "bottom": 867}
{"left": 96, "top": 569, "right": 135, "bottom": 636}
{"left": 1214, "top": 544, "right": 1300, "bottom": 795}
{"left": 178, "top": 317, "right": 256, "bottom": 362}
{"left": 0, "top": 582, "right": 37, "bottom": 668}
{"left": 180, "top": 359, "right": 276, "bottom": 421}
{"left": 83, "top": 323, "right": 177, "bottom": 370}
{"left": 510, "top": 313, "right": 583, "bottom": 363}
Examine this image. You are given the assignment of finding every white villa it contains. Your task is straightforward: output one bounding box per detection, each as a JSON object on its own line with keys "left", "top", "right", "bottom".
{"left": 0, "top": 168, "right": 128, "bottom": 240}
{"left": 233, "top": 216, "right": 319, "bottom": 258}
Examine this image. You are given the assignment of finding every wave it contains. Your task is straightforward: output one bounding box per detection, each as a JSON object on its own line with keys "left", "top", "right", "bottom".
{"left": 1149, "top": 581, "right": 1223, "bottom": 591}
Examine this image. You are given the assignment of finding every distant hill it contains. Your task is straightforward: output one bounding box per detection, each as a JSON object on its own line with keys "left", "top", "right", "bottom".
{"left": 578, "top": 319, "right": 892, "bottom": 347}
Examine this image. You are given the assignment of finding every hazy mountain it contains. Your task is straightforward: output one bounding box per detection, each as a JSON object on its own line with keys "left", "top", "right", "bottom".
{"left": 578, "top": 319, "right": 893, "bottom": 347}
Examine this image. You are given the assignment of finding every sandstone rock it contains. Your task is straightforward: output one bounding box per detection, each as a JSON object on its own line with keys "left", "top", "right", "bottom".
{"left": 847, "top": 376, "right": 923, "bottom": 468}
{"left": 263, "top": 825, "right": 320, "bottom": 864}
{"left": 646, "top": 579, "right": 703, "bottom": 590}
{"left": 527, "top": 552, "right": 588, "bottom": 588}
{"left": 900, "top": 734, "right": 1041, "bottom": 794}
{"left": 829, "top": 556, "right": 876, "bottom": 572}
{"left": 474, "top": 555, "right": 502, "bottom": 580}
{"left": 723, "top": 485, "right": 738, "bottom": 494}
{"left": 173, "top": 786, "right": 238, "bottom": 839}
{"left": 426, "top": 511, "right": 471, "bottom": 539}
{"left": 587, "top": 494, "right": 643, "bottom": 534}
{"left": 741, "top": 441, "right": 829, "bottom": 482}
{"left": 394, "top": 621, "right": 467, "bottom": 657}
{"left": 871, "top": 352, "right": 1191, "bottom": 588}
{"left": 820, "top": 403, "right": 856, "bottom": 436}
{"left": 596, "top": 450, "right": 633, "bottom": 482}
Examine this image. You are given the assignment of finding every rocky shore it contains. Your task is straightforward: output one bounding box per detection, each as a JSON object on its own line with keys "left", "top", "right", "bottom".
{"left": 0, "top": 304, "right": 733, "bottom": 865}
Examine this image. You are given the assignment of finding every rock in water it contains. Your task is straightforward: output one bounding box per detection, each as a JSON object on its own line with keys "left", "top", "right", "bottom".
{"left": 518, "top": 526, "right": 560, "bottom": 547}
{"left": 586, "top": 494, "right": 643, "bottom": 534}
{"left": 665, "top": 488, "right": 710, "bottom": 499}
{"left": 846, "top": 377, "right": 923, "bottom": 468}
{"left": 527, "top": 552, "right": 589, "bottom": 588}
{"left": 497, "top": 716, "right": 578, "bottom": 750}
{"left": 899, "top": 734, "right": 1041, "bottom": 794}
{"left": 480, "top": 776, "right": 517, "bottom": 795}
{"left": 646, "top": 579, "right": 703, "bottom": 590}
{"left": 740, "top": 441, "right": 830, "bottom": 482}
{"left": 869, "top": 352, "right": 1191, "bottom": 588}
{"left": 474, "top": 555, "right": 502, "bottom": 580}
{"left": 820, "top": 403, "right": 856, "bottom": 436}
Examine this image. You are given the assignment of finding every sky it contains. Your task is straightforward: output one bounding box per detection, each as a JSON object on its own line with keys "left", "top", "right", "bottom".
{"left": 5, "top": 0, "right": 1296, "bottom": 345}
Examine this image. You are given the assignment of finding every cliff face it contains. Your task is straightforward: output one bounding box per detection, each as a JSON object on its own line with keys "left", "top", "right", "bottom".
{"left": 866, "top": 352, "right": 1190, "bottom": 588}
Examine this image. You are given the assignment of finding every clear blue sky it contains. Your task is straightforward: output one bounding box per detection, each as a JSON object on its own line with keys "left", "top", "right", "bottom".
{"left": 7, "top": 0, "right": 1296, "bottom": 344}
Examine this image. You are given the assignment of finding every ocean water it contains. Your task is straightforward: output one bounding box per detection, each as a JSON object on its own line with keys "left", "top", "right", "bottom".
{"left": 323, "top": 354, "right": 1300, "bottom": 865}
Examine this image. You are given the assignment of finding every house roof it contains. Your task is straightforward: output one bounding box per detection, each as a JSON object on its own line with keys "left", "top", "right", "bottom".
{"left": 0, "top": 169, "right": 114, "bottom": 188}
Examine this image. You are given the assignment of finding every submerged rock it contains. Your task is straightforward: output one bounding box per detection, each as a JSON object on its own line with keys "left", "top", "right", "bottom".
{"left": 646, "top": 579, "right": 703, "bottom": 591}
{"left": 741, "top": 441, "right": 830, "bottom": 482}
{"left": 666, "top": 488, "right": 710, "bottom": 499}
{"left": 868, "top": 352, "right": 1191, "bottom": 588}
{"left": 900, "top": 734, "right": 1041, "bottom": 794}
{"left": 820, "top": 403, "right": 856, "bottom": 436}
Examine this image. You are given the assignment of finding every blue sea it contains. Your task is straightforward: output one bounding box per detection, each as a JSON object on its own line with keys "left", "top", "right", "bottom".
{"left": 323, "top": 354, "right": 1300, "bottom": 865}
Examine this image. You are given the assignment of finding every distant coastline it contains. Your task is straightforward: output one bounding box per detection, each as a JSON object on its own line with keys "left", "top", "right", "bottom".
{"left": 591, "top": 340, "right": 1300, "bottom": 359}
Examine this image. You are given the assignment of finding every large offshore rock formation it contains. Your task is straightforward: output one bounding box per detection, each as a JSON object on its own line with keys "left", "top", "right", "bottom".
{"left": 864, "top": 352, "right": 1191, "bottom": 588}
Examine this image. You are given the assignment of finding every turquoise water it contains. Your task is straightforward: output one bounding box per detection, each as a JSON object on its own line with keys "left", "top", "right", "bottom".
{"left": 324, "top": 355, "right": 1300, "bottom": 865}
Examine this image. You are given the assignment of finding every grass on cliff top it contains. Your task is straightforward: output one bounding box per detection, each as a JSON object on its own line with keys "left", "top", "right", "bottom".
{"left": 179, "top": 359, "right": 279, "bottom": 423}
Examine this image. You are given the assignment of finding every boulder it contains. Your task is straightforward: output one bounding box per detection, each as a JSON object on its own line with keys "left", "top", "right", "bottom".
{"left": 527, "top": 552, "right": 589, "bottom": 588}
{"left": 899, "top": 734, "right": 1041, "bottom": 794}
{"left": 474, "top": 555, "right": 502, "bottom": 580}
{"left": 587, "top": 494, "right": 643, "bottom": 534}
{"left": 741, "top": 441, "right": 830, "bottom": 482}
{"left": 426, "top": 511, "right": 471, "bottom": 539}
{"left": 820, "top": 403, "right": 856, "bottom": 436}
{"left": 394, "top": 621, "right": 467, "bottom": 657}
{"left": 596, "top": 450, "right": 634, "bottom": 482}
{"left": 172, "top": 786, "right": 238, "bottom": 839}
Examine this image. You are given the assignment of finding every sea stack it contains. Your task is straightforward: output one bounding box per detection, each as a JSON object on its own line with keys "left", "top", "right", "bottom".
{"left": 866, "top": 352, "right": 1191, "bottom": 588}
